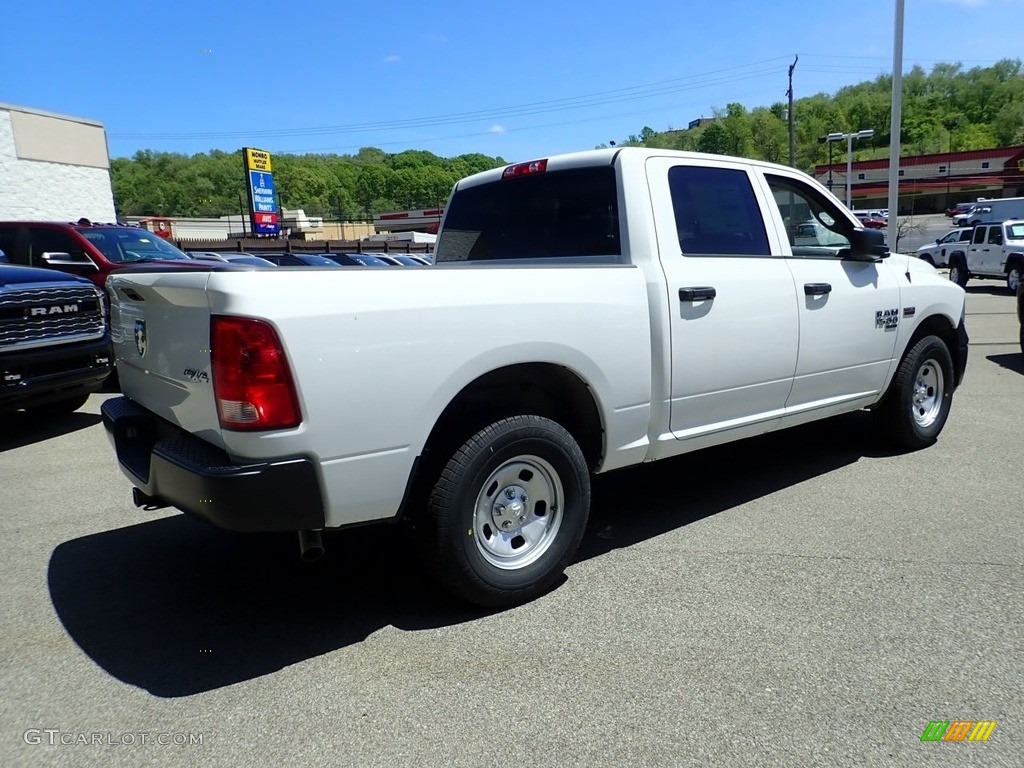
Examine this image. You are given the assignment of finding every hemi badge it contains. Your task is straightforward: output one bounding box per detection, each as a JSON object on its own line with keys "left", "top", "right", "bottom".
{"left": 903, "top": 307, "right": 916, "bottom": 318}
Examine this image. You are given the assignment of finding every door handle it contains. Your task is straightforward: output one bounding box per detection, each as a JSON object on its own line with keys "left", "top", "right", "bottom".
{"left": 804, "top": 282, "right": 832, "bottom": 296}
{"left": 679, "top": 286, "right": 716, "bottom": 301}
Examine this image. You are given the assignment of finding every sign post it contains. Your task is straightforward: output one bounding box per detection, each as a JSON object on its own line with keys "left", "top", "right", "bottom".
{"left": 242, "top": 147, "right": 280, "bottom": 236}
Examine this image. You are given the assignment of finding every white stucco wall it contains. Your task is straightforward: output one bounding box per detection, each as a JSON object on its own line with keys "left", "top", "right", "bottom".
{"left": 0, "top": 105, "right": 117, "bottom": 222}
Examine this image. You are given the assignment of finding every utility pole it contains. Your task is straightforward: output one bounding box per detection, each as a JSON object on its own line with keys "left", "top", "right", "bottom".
{"left": 787, "top": 55, "right": 798, "bottom": 167}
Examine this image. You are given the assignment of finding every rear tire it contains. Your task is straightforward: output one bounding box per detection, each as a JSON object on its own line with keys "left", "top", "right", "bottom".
{"left": 1007, "top": 262, "right": 1021, "bottom": 294}
{"left": 875, "top": 336, "right": 954, "bottom": 450}
{"left": 417, "top": 415, "right": 590, "bottom": 608}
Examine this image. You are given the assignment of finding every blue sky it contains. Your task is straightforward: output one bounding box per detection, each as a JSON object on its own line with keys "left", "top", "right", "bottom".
{"left": 3, "top": 0, "right": 1022, "bottom": 162}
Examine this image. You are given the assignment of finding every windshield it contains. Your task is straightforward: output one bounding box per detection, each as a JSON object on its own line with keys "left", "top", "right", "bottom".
{"left": 76, "top": 226, "right": 190, "bottom": 263}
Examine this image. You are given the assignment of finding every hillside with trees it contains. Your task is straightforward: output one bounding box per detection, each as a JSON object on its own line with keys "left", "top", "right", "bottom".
{"left": 110, "top": 59, "right": 1023, "bottom": 219}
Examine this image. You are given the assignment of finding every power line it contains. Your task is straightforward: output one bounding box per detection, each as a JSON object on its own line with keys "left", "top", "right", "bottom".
{"left": 110, "top": 56, "right": 795, "bottom": 141}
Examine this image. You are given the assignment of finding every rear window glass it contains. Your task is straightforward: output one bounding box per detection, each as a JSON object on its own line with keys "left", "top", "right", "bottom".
{"left": 435, "top": 166, "right": 620, "bottom": 262}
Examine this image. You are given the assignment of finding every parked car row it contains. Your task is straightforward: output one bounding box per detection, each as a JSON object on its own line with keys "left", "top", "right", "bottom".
{"left": 185, "top": 251, "right": 433, "bottom": 268}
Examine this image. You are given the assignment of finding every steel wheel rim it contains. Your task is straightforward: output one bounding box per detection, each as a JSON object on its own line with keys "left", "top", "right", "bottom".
{"left": 949, "top": 266, "right": 960, "bottom": 283}
{"left": 1009, "top": 267, "right": 1021, "bottom": 293}
{"left": 911, "top": 357, "right": 945, "bottom": 428}
{"left": 473, "top": 454, "right": 563, "bottom": 570}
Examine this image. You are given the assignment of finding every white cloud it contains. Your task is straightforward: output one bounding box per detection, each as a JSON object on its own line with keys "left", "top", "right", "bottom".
{"left": 939, "top": 0, "right": 987, "bottom": 7}
{"left": 489, "top": 125, "right": 507, "bottom": 134}
{"left": 383, "top": 54, "right": 400, "bottom": 63}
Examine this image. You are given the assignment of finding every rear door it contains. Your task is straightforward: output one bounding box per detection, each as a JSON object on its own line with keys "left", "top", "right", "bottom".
{"left": 646, "top": 156, "right": 799, "bottom": 442}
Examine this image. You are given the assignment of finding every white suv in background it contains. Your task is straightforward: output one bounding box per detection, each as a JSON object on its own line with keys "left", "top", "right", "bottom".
{"left": 917, "top": 228, "right": 973, "bottom": 268}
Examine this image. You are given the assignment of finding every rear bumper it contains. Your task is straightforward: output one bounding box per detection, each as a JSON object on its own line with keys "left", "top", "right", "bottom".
{"left": 0, "top": 335, "right": 111, "bottom": 411}
{"left": 101, "top": 396, "right": 325, "bottom": 532}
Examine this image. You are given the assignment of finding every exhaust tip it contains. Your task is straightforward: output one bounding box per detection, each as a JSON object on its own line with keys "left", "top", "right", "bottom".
{"left": 298, "top": 529, "right": 324, "bottom": 562}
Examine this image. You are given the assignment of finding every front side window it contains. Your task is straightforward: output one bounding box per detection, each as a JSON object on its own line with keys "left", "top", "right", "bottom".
{"left": 435, "top": 166, "right": 620, "bottom": 262}
{"left": 987, "top": 227, "right": 1003, "bottom": 245}
{"left": 669, "top": 166, "right": 769, "bottom": 256}
{"left": 766, "top": 174, "right": 853, "bottom": 257}
{"left": 27, "top": 229, "right": 90, "bottom": 267}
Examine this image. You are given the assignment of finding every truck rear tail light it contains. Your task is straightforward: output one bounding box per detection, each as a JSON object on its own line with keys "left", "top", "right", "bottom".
{"left": 502, "top": 159, "right": 548, "bottom": 179}
{"left": 211, "top": 316, "right": 301, "bottom": 431}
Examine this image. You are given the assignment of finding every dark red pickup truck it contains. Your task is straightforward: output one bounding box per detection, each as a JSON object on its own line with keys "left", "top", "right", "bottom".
{"left": 0, "top": 221, "right": 208, "bottom": 288}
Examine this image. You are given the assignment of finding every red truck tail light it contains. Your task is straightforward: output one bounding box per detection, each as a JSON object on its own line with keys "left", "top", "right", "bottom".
{"left": 211, "top": 316, "right": 301, "bottom": 431}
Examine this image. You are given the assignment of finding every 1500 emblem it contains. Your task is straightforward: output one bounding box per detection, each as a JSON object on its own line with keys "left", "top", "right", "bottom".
{"left": 875, "top": 308, "right": 899, "bottom": 329}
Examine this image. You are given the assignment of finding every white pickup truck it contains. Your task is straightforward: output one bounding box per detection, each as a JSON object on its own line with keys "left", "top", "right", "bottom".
{"left": 947, "top": 219, "right": 1024, "bottom": 293}
{"left": 102, "top": 148, "right": 969, "bottom": 607}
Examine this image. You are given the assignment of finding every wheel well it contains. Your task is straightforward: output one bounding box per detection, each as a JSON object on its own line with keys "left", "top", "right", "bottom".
{"left": 1005, "top": 253, "right": 1023, "bottom": 273}
{"left": 903, "top": 314, "right": 961, "bottom": 385}
{"left": 401, "top": 364, "right": 604, "bottom": 520}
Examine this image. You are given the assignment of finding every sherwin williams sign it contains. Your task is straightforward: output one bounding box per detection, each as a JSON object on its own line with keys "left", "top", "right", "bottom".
{"left": 242, "top": 147, "right": 279, "bottom": 236}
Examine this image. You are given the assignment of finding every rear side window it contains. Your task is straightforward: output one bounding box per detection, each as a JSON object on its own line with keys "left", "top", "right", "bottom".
{"left": 435, "top": 166, "right": 620, "bottom": 262}
{"left": 973, "top": 228, "right": 986, "bottom": 244}
{"left": 670, "top": 166, "right": 770, "bottom": 256}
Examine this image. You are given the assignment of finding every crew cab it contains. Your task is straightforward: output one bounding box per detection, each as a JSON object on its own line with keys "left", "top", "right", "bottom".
{"left": 101, "top": 148, "right": 969, "bottom": 607}
{"left": 947, "top": 220, "right": 1024, "bottom": 293}
{"left": 1, "top": 264, "right": 111, "bottom": 415}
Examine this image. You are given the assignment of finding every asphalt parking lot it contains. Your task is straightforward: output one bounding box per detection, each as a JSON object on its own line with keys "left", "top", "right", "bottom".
{"left": 1, "top": 287, "right": 1021, "bottom": 767}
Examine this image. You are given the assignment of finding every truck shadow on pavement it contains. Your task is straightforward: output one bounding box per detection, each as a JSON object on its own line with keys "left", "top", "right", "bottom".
{"left": 985, "top": 352, "right": 1024, "bottom": 374}
{"left": 47, "top": 410, "right": 892, "bottom": 698}
{"left": 0, "top": 411, "right": 102, "bottom": 453}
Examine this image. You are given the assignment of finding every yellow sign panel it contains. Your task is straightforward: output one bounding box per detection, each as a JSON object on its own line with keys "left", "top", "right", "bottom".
{"left": 244, "top": 148, "right": 272, "bottom": 172}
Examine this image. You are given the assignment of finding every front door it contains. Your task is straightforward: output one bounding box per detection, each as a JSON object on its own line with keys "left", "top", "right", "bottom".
{"left": 646, "top": 157, "right": 799, "bottom": 443}
{"left": 759, "top": 172, "right": 901, "bottom": 415}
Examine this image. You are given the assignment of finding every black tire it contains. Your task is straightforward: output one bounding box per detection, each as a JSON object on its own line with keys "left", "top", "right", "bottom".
{"left": 1006, "top": 260, "right": 1021, "bottom": 295}
{"left": 949, "top": 256, "right": 968, "bottom": 288}
{"left": 875, "top": 336, "right": 955, "bottom": 450}
{"left": 921, "top": 255, "right": 935, "bottom": 268}
{"left": 30, "top": 394, "right": 89, "bottom": 417}
{"left": 418, "top": 415, "right": 590, "bottom": 608}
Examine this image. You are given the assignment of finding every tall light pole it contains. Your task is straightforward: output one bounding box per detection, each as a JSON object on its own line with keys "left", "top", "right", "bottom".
{"left": 829, "top": 129, "right": 875, "bottom": 209}
{"left": 823, "top": 133, "right": 845, "bottom": 193}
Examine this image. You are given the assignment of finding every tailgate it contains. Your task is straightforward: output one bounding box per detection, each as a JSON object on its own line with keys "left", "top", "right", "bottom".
{"left": 107, "top": 270, "right": 224, "bottom": 445}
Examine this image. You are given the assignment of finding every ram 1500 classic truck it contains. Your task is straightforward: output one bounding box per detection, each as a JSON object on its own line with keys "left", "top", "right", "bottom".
{"left": 947, "top": 219, "right": 1024, "bottom": 293}
{"left": 101, "top": 148, "right": 969, "bottom": 607}
{"left": 1, "top": 264, "right": 111, "bottom": 415}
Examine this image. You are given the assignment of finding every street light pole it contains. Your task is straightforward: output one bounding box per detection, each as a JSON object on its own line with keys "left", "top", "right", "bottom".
{"left": 945, "top": 130, "right": 953, "bottom": 212}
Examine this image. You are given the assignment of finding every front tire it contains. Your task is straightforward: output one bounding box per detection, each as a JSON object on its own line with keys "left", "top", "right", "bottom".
{"left": 418, "top": 415, "right": 590, "bottom": 608}
{"left": 875, "top": 336, "right": 955, "bottom": 450}
{"left": 949, "top": 257, "right": 968, "bottom": 288}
